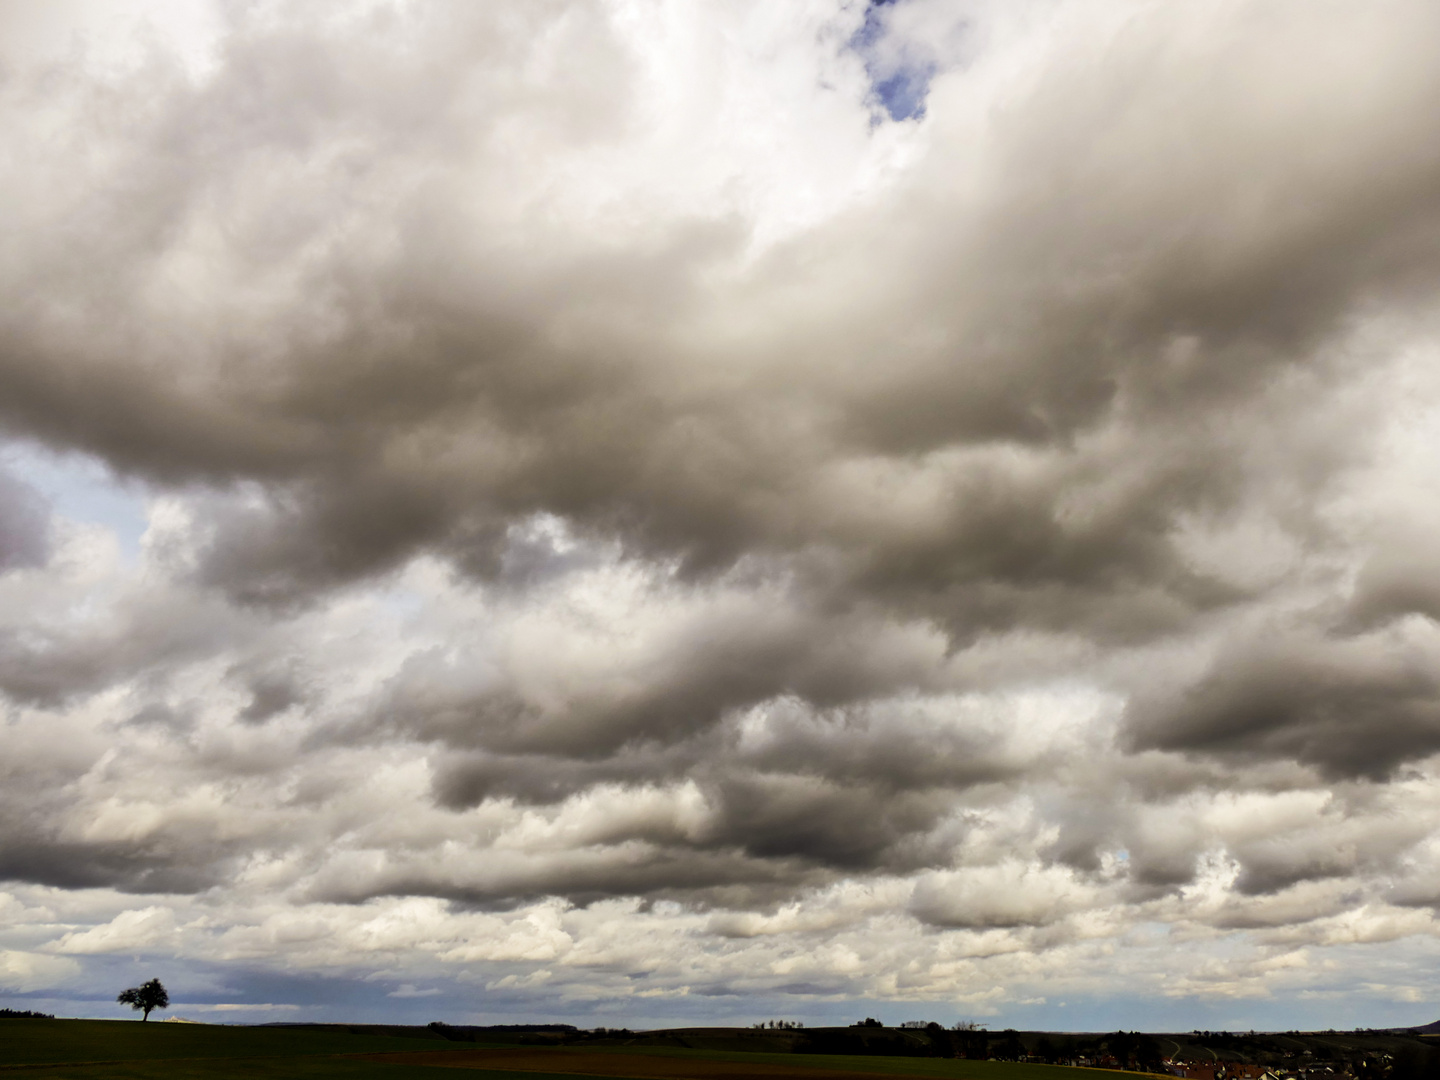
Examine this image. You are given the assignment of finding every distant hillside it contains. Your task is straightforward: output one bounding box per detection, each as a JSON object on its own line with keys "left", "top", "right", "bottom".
{"left": 1407, "top": 1018, "right": 1440, "bottom": 1034}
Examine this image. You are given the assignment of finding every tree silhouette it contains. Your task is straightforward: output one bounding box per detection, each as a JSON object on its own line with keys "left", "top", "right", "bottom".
{"left": 117, "top": 979, "right": 169, "bottom": 1021}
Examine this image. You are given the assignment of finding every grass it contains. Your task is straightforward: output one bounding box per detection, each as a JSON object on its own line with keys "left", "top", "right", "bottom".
{"left": 0, "top": 1019, "right": 1129, "bottom": 1080}
{"left": 535, "top": 1045, "right": 1126, "bottom": 1080}
{"left": 2, "top": 1056, "right": 470, "bottom": 1080}
{"left": 0, "top": 1018, "right": 479, "bottom": 1066}
{"left": 3, "top": 1062, "right": 612, "bottom": 1080}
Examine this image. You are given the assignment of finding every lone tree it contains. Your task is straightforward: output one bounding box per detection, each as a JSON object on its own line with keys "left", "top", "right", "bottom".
{"left": 117, "top": 979, "right": 169, "bottom": 1021}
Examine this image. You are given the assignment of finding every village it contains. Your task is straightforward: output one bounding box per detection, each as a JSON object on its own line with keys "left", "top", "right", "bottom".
{"left": 1159, "top": 1050, "right": 1382, "bottom": 1080}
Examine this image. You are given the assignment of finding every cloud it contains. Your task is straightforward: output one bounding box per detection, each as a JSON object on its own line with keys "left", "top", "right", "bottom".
{"left": 0, "top": 467, "right": 51, "bottom": 573}
{"left": 387, "top": 984, "right": 442, "bottom": 998}
{"left": 187, "top": 1002, "right": 304, "bottom": 1012}
{"left": 0, "top": 950, "right": 82, "bottom": 993}
{"left": 57, "top": 906, "right": 178, "bottom": 954}
{"left": 909, "top": 862, "right": 1103, "bottom": 929}
{"left": 1126, "top": 625, "right": 1440, "bottom": 780}
{"left": 2, "top": 0, "right": 1440, "bottom": 1029}
{"left": 7, "top": 0, "right": 1434, "bottom": 632}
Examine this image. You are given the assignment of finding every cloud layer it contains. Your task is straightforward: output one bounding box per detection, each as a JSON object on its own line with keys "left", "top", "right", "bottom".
{"left": 4, "top": 0, "right": 1440, "bottom": 1028}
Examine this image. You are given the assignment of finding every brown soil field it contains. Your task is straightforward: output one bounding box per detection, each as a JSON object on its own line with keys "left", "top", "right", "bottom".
{"left": 356, "top": 1048, "right": 918, "bottom": 1080}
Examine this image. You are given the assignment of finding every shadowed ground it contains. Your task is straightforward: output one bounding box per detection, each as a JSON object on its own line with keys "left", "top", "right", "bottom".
{"left": 0, "top": 1021, "right": 1125, "bottom": 1080}
{"left": 353, "top": 1046, "right": 1123, "bottom": 1080}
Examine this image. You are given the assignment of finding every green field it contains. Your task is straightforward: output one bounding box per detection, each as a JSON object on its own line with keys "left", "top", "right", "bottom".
{"left": 0, "top": 1020, "right": 1128, "bottom": 1080}
{"left": 11, "top": 1018, "right": 1437, "bottom": 1080}
{"left": 0, "top": 1019, "right": 490, "bottom": 1078}
{"left": 533, "top": 1044, "right": 1124, "bottom": 1080}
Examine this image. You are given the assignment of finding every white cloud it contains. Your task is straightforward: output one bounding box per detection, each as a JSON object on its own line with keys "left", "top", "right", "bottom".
{"left": 56, "top": 906, "right": 177, "bottom": 954}
{"left": 0, "top": 950, "right": 82, "bottom": 992}
{"left": 2, "top": 0, "right": 1440, "bottom": 1031}
{"left": 387, "top": 984, "right": 442, "bottom": 998}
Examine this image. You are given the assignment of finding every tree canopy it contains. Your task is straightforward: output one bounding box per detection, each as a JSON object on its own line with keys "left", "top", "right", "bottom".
{"left": 117, "top": 979, "right": 169, "bottom": 1021}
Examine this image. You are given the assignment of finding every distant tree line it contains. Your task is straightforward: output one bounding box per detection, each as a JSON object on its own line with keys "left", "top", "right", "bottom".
{"left": 425, "top": 1022, "right": 663, "bottom": 1046}
{"left": 418, "top": 1018, "right": 1440, "bottom": 1077}
{"left": 789, "top": 1023, "right": 1169, "bottom": 1068}
{"left": 0, "top": 1009, "right": 54, "bottom": 1019}
{"left": 426, "top": 1022, "right": 588, "bottom": 1043}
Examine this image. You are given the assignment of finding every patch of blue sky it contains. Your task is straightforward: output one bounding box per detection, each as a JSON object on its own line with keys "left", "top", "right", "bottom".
{"left": 853, "top": 0, "right": 938, "bottom": 122}
{"left": 0, "top": 440, "right": 151, "bottom": 561}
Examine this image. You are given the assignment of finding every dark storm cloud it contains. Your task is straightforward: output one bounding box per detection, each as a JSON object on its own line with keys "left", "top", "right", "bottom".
{"left": 0, "top": 835, "right": 222, "bottom": 894}
{"left": 0, "top": 587, "right": 245, "bottom": 705}
{"left": 312, "top": 841, "right": 833, "bottom": 909}
{"left": 698, "top": 772, "right": 953, "bottom": 870}
{"left": 3, "top": 0, "right": 1438, "bottom": 649}
{"left": 1346, "top": 525, "right": 1440, "bottom": 628}
{"left": 0, "top": 467, "right": 50, "bottom": 573}
{"left": 1126, "top": 630, "right": 1440, "bottom": 780}
{"left": 226, "top": 654, "right": 312, "bottom": 725}
{"left": 314, "top": 777, "right": 952, "bottom": 908}
{"left": 414, "top": 688, "right": 1022, "bottom": 904}
{"left": 431, "top": 750, "right": 974, "bottom": 894}
{"left": 0, "top": 764, "right": 235, "bottom": 893}
{"left": 729, "top": 702, "right": 1019, "bottom": 792}
{"left": 8, "top": 2, "right": 1440, "bottom": 1004}
{"left": 375, "top": 602, "right": 946, "bottom": 758}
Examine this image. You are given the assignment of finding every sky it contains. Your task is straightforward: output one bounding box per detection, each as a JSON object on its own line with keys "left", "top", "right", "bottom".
{"left": 3, "top": 0, "right": 1440, "bottom": 1033}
